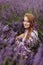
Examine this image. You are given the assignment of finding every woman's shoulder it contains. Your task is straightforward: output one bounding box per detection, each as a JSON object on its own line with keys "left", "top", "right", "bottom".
{"left": 31, "top": 29, "right": 38, "bottom": 37}
{"left": 29, "top": 29, "right": 39, "bottom": 42}
{"left": 33, "top": 30, "right": 38, "bottom": 36}
{"left": 27, "top": 30, "right": 39, "bottom": 48}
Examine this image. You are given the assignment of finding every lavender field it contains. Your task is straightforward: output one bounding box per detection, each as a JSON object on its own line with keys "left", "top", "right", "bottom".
{"left": 0, "top": 0, "right": 43, "bottom": 65}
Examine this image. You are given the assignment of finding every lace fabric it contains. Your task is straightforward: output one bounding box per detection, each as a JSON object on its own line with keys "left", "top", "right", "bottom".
{"left": 15, "top": 29, "right": 39, "bottom": 52}
{"left": 14, "top": 30, "right": 40, "bottom": 65}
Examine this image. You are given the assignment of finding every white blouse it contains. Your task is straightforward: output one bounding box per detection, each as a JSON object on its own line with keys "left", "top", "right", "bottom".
{"left": 28, "top": 30, "right": 38, "bottom": 42}
{"left": 14, "top": 29, "right": 40, "bottom": 57}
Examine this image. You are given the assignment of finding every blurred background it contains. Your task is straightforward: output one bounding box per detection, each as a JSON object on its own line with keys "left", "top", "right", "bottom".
{"left": 0, "top": 0, "right": 43, "bottom": 65}
{"left": 0, "top": 0, "right": 43, "bottom": 33}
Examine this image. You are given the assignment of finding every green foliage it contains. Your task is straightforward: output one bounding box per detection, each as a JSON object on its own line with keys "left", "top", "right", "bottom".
{"left": 2, "top": 43, "right": 6, "bottom": 48}
{"left": 0, "top": 3, "right": 19, "bottom": 25}
{"left": 3, "top": 57, "right": 9, "bottom": 65}
{"left": 3, "top": 57, "right": 13, "bottom": 65}
{"left": 0, "top": 3, "right": 43, "bottom": 33}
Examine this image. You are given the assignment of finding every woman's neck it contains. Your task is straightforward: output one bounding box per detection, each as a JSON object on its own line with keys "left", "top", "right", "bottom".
{"left": 25, "top": 28, "right": 33, "bottom": 33}
{"left": 24, "top": 28, "right": 33, "bottom": 40}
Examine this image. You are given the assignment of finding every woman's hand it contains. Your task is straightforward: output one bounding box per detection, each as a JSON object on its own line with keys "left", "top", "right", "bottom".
{"left": 16, "top": 36, "right": 20, "bottom": 40}
{"left": 16, "top": 36, "right": 22, "bottom": 41}
{"left": 16, "top": 33, "right": 24, "bottom": 42}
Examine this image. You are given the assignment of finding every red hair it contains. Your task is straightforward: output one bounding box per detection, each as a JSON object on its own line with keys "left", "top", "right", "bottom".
{"left": 24, "top": 13, "right": 34, "bottom": 31}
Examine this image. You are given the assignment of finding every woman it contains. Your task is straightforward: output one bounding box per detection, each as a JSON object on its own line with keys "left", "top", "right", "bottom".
{"left": 14, "top": 13, "right": 40, "bottom": 65}
{"left": 16, "top": 13, "right": 38, "bottom": 41}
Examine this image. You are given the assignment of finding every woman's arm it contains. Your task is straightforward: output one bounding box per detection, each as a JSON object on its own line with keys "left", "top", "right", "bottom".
{"left": 16, "top": 33, "right": 24, "bottom": 40}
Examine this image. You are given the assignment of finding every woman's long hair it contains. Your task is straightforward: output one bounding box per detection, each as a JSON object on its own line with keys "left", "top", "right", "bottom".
{"left": 24, "top": 13, "right": 35, "bottom": 39}
{"left": 24, "top": 13, "right": 35, "bottom": 32}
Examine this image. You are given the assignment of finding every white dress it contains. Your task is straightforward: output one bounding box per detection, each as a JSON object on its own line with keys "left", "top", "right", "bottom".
{"left": 14, "top": 29, "right": 40, "bottom": 65}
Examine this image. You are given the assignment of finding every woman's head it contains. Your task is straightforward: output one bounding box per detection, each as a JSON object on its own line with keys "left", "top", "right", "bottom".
{"left": 23, "top": 13, "right": 34, "bottom": 29}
